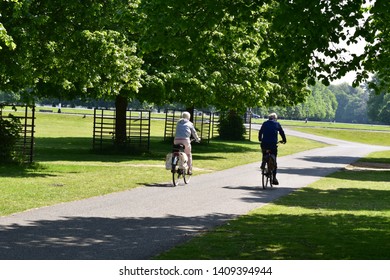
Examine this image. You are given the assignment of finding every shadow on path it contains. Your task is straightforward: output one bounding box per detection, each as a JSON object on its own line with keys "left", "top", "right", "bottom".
{"left": 0, "top": 214, "right": 235, "bottom": 260}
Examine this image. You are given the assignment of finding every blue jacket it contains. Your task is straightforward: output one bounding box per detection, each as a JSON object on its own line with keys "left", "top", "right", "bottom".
{"left": 258, "top": 119, "right": 286, "bottom": 145}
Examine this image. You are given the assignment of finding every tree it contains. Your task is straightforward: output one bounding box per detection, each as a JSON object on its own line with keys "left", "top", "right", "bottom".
{"left": 136, "top": 0, "right": 272, "bottom": 114}
{"left": 262, "top": 82, "right": 337, "bottom": 121}
{"left": 0, "top": 18, "right": 16, "bottom": 51}
{"left": 2, "top": 1, "right": 386, "bottom": 136}
{"left": 137, "top": 0, "right": 384, "bottom": 113}
{"left": 218, "top": 110, "right": 246, "bottom": 141}
{"left": 330, "top": 83, "right": 368, "bottom": 123}
{"left": 0, "top": 0, "right": 143, "bottom": 145}
{"left": 348, "top": 1, "right": 390, "bottom": 91}
{"left": 367, "top": 77, "right": 390, "bottom": 124}
{"left": 0, "top": 106, "right": 22, "bottom": 163}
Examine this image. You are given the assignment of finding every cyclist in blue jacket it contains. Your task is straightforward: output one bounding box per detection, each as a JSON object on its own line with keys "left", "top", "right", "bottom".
{"left": 258, "top": 112, "right": 286, "bottom": 185}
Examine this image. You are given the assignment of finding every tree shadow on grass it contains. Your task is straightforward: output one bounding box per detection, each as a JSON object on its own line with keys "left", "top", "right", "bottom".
{"left": 272, "top": 187, "right": 390, "bottom": 211}
{"left": 173, "top": 212, "right": 390, "bottom": 260}
{"left": 0, "top": 164, "right": 57, "bottom": 179}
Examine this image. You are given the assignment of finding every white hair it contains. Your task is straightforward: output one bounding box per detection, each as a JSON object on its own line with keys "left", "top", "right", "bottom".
{"left": 182, "top": 111, "right": 191, "bottom": 120}
{"left": 268, "top": 112, "right": 277, "bottom": 120}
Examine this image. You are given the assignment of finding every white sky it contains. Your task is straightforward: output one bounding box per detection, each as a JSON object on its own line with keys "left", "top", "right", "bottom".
{"left": 330, "top": 1, "right": 373, "bottom": 85}
{"left": 330, "top": 39, "right": 367, "bottom": 85}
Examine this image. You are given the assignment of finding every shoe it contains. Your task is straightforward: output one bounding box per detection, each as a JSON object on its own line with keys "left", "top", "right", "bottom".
{"left": 272, "top": 178, "right": 279, "bottom": 185}
{"left": 187, "top": 171, "right": 192, "bottom": 175}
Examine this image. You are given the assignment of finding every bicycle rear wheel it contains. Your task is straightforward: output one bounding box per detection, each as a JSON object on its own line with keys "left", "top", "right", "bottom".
{"left": 268, "top": 169, "right": 273, "bottom": 188}
{"left": 172, "top": 166, "right": 182, "bottom": 186}
{"left": 262, "top": 157, "right": 274, "bottom": 189}
{"left": 267, "top": 157, "right": 275, "bottom": 188}
{"left": 262, "top": 168, "right": 270, "bottom": 189}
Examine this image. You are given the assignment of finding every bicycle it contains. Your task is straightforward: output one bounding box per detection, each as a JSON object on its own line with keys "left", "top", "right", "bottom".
{"left": 261, "top": 141, "right": 284, "bottom": 189}
{"left": 171, "top": 143, "right": 191, "bottom": 186}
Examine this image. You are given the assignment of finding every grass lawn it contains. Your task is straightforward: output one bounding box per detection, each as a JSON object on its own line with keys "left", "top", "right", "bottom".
{"left": 290, "top": 126, "right": 390, "bottom": 146}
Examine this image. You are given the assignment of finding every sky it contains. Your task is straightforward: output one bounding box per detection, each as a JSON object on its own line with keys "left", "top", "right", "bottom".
{"left": 330, "top": 37, "right": 367, "bottom": 86}
{"left": 330, "top": 2, "right": 373, "bottom": 86}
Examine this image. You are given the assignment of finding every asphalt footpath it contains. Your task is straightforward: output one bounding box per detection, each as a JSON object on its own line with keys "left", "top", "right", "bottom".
{"left": 0, "top": 128, "right": 389, "bottom": 259}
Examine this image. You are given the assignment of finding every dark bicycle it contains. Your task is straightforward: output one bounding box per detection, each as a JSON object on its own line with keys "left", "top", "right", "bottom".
{"left": 261, "top": 141, "right": 283, "bottom": 189}
{"left": 262, "top": 149, "right": 276, "bottom": 189}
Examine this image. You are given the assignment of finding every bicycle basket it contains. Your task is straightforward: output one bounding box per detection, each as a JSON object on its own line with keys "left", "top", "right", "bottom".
{"left": 165, "top": 153, "right": 173, "bottom": 170}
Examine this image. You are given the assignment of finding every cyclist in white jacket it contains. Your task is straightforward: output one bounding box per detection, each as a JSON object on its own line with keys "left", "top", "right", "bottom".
{"left": 174, "top": 111, "right": 201, "bottom": 175}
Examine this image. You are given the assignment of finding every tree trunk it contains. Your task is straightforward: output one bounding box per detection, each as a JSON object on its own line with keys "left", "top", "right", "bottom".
{"left": 186, "top": 105, "right": 195, "bottom": 122}
{"left": 115, "top": 94, "right": 128, "bottom": 147}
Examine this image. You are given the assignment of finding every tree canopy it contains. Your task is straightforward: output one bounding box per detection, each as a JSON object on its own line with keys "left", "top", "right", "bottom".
{"left": 0, "top": 0, "right": 143, "bottom": 101}
{"left": 136, "top": 0, "right": 371, "bottom": 111}
{"left": 367, "top": 76, "right": 390, "bottom": 124}
{"left": 0, "top": 0, "right": 388, "bottom": 112}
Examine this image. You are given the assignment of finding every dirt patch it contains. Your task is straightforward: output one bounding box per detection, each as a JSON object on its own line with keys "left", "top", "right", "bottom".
{"left": 346, "top": 162, "right": 390, "bottom": 171}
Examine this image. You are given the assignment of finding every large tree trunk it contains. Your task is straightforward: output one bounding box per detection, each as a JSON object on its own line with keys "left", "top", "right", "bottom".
{"left": 186, "top": 105, "right": 195, "bottom": 122}
{"left": 115, "top": 94, "right": 128, "bottom": 147}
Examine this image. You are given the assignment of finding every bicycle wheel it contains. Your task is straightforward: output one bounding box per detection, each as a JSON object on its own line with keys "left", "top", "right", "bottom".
{"left": 183, "top": 169, "right": 191, "bottom": 184}
{"left": 172, "top": 165, "right": 182, "bottom": 186}
{"left": 262, "top": 157, "right": 275, "bottom": 189}
{"left": 262, "top": 166, "right": 271, "bottom": 189}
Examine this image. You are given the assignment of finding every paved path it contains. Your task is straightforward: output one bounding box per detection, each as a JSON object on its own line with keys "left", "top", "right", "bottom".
{"left": 0, "top": 129, "right": 389, "bottom": 259}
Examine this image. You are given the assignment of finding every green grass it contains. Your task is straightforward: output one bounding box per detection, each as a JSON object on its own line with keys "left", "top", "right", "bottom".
{"left": 358, "top": 150, "right": 390, "bottom": 164}
{"left": 291, "top": 126, "right": 390, "bottom": 146}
